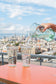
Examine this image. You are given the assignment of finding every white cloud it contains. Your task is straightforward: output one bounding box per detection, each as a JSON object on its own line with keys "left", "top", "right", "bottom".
{"left": 44, "top": 17, "right": 51, "bottom": 21}
{"left": 8, "top": 26, "right": 15, "bottom": 30}
{"left": 1, "top": 0, "right": 56, "bottom": 8}
{"left": 0, "top": 2, "right": 46, "bottom": 18}
{"left": 18, "top": 17, "right": 22, "bottom": 20}
{"left": 0, "top": 23, "right": 14, "bottom": 30}
{"left": 37, "top": 9, "right": 45, "bottom": 12}
{"left": 41, "top": 17, "right": 52, "bottom": 23}
{"left": 0, "top": 18, "right": 4, "bottom": 21}
{"left": 0, "top": 23, "right": 31, "bottom": 34}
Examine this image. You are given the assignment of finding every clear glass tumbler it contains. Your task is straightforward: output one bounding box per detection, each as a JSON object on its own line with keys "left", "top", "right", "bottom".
{"left": 8, "top": 47, "right": 17, "bottom": 67}
{"left": 21, "top": 46, "right": 31, "bottom": 67}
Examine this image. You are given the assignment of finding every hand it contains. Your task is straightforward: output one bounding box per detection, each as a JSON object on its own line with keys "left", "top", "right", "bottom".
{"left": 36, "top": 23, "right": 56, "bottom": 32}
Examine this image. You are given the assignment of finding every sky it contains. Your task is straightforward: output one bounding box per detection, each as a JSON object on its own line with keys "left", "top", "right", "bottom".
{"left": 0, "top": 0, "right": 56, "bottom": 36}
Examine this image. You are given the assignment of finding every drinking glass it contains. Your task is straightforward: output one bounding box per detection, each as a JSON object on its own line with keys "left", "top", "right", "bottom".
{"left": 21, "top": 46, "right": 31, "bottom": 67}
{"left": 8, "top": 47, "right": 17, "bottom": 67}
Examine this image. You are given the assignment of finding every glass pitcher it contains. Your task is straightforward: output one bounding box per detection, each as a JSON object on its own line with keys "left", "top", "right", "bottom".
{"left": 30, "top": 23, "right": 55, "bottom": 42}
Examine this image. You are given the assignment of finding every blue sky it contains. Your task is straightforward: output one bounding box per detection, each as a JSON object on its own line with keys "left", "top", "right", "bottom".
{"left": 0, "top": 0, "right": 56, "bottom": 36}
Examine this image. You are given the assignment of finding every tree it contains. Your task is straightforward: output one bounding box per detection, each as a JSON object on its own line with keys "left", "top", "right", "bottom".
{"left": 15, "top": 42, "right": 19, "bottom": 46}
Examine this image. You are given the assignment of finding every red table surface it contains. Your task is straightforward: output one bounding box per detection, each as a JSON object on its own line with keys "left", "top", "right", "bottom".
{"left": 0, "top": 62, "right": 56, "bottom": 84}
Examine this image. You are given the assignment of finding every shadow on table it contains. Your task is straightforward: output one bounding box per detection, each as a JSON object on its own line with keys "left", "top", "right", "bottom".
{"left": 0, "top": 78, "right": 20, "bottom": 84}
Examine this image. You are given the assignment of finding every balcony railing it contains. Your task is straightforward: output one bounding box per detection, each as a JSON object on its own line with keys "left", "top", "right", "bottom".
{"left": 0, "top": 52, "right": 56, "bottom": 67}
